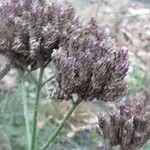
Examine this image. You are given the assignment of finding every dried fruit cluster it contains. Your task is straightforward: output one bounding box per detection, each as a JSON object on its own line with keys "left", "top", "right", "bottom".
{"left": 51, "top": 18, "right": 129, "bottom": 102}
{"left": 0, "top": 0, "right": 76, "bottom": 69}
{"left": 98, "top": 101, "right": 150, "bottom": 150}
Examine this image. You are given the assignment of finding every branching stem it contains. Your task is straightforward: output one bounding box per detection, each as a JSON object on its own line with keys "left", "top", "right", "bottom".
{"left": 31, "top": 67, "right": 44, "bottom": 150}
{"left": 40, "top": 100, "right": 82, "bottom": 150}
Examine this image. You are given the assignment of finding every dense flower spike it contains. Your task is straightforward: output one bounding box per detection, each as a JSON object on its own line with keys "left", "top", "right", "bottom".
{"left": 98, "top": 101, "right": 150, "bottom": 150}
{"left": 0, "top": 0, "right": 76, "bottom": 70}
{"left": 51, "top": 18, "right": 129, "bottom": 102}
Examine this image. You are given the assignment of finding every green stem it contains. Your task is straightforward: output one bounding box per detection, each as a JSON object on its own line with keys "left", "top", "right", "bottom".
{"left": 42, "top": 75, "right": 54, "bottom": 87}
{"left": 40, "top": 100, "right": 81, "bottom": 150}
{"left": 14, "top": 59, "right": 38, "bottom": 85}
{"left": 31, "top": 67, "right": 44, "bottom": 150}
{"left": 21, "top": 76, "right": 31, "bottom": 150}
{"left": 24, "top": 68, "right": 38, "bottom": 85}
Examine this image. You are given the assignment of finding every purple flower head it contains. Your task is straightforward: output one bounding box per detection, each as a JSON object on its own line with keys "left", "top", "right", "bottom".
{"left": 0, "top": 2, "right": 13, "bottom": 15}
{"left": 11, "top": 0, "right": 20, "bottom": 3}
{"left": 97, "top": 57, "right": 109, "bottom": 68}
{"left": 23, "top": 0, "right": 32, "bottom": 11}
{"left": 98, "top": 101, "right": 149, "bottom": 149}
{"left": 14, "top": 2, "right": 23, "bottom": 15}
{"left": 49, "top": 2, "right": 61, "bottom": 17}
{"left": 64, "top": 4, "right": 75, "bottom": 20}
{"left": 59, "top": 57, "right": 74, "bottom": 74}
{"left": 115, "top": 62, "right": 129, "bottom": 77}
{"left": 79, "top": 51, "right": 92, "bottom": 64}
{"left": 31, "top": 5, "right": 43, "bottom": 18}
{"left": 0, "top": 0, "right": 77, "bottom": 70}
{"left": 115, "top": 47, "right": 128, "bottom": 61}
{"left": 52, "top": 17, "right": 129, "bottom": 102}
{"left": 91, "top": 57, "right": 109, "bottom": 90}
{"left": 36, "top": 5, "right": 43, "bottom": 15}
{"left": 92, "top": 41, "right": 99, "bottom": 48}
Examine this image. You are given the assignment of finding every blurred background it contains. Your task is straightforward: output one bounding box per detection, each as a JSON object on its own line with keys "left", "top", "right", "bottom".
{"left": 0, "top": 0, "right": 150, "bottom": 149}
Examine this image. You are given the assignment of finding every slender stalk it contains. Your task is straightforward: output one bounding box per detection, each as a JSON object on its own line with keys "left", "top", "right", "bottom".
{"left": 42, "top": 75, "right": 54, "bottom": 87}
{"left": 1, "top": 91, "right": 10, "bottom": 114}
{"left": 31, "top": 67, "right": 44, "bottom": 150}
{"left": 24, "top": 68, "right": 38, "bottom": 85}
{"left": 21, "top": 76, "right": 31, "bottom": 150}
{"left": 14, "top": 59, "right": 38, "bottom": 85}
{"left": 40, "top": 100, "right": 81, "bottom": 150}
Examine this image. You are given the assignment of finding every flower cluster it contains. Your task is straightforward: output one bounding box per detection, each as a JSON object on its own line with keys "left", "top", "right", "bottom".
{"left": 98, "top": 101, "right": 150, "bottom": 150}
{"left": 0, "top": 0, "right": 76, "bottom": 70}
{"left": 51, "top": 18, "right": 129, "bottom": 102}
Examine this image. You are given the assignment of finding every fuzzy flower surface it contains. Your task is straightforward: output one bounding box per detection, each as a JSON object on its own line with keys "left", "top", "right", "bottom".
{"left": 98, "top": 101, "right": 150, "bottom": 150}
{"left": 51, "top": 18, "right": 129, "bottom": 102}
{"left": 0, "top": 0, "right": 76, "bottom": 69}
